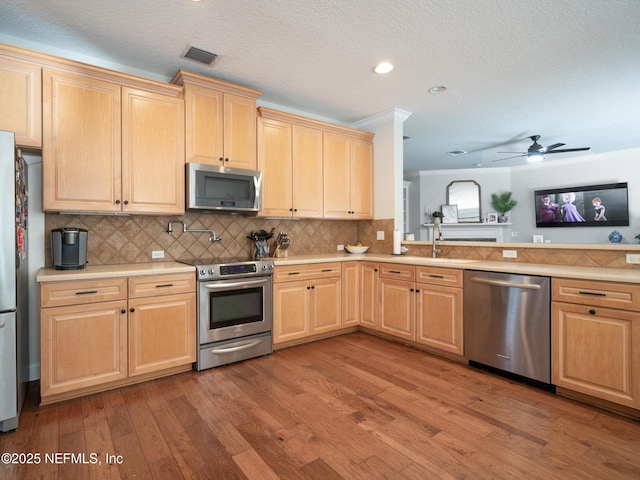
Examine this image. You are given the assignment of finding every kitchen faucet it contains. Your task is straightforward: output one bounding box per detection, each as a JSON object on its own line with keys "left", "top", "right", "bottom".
{"left": 167, "top": 219, "right": 222, "bottom": 243}
{"left": 432, "top": 222, "right": 443, "bottom": 258}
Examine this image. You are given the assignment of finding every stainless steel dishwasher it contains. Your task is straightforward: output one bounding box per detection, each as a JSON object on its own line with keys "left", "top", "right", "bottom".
{"left": 464, "top": 270, "right": 551, "bottom": 385}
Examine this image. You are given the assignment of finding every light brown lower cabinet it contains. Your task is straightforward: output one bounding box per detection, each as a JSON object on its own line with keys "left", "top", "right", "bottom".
{"left": 39, "top": 273, "right": 195, "bottom": 404}
{"left": 552, "top": 278, "right": 640, "bottom": 410}
{"left": 273, "top": 263, "right": 342, "bottom": 345}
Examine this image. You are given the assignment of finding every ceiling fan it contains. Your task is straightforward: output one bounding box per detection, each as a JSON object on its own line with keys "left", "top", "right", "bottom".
{"left": 493, "top": 135, "right": 590, "bottom": 163}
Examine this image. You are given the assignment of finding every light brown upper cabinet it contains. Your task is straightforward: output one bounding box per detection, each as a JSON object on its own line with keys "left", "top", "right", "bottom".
{"left": 257, "top": 108, "right": 324, "bottom": 218}
{"left": 172, "top": 70, "right": 261, "bottom": 170}
{"left": 257, "top": 107, "right": 373, "bottom": 220}
{"left": 42, "top": 68, "right": 185, "bottom": 214}
{"left": 323, "top": 131, "right": 374, "bottom": 219}
{"left": 0, "top": 55, "right": 41, "bottom": 148}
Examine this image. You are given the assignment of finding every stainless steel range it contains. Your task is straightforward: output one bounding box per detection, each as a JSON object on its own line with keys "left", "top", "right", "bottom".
{"left": 180, "top": 257, "right": 274, "bottom": 371}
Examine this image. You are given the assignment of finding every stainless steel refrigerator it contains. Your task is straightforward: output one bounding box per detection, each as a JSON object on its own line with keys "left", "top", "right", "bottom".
{"left": 0, "top": 130, "right": 29, "bottom": 432}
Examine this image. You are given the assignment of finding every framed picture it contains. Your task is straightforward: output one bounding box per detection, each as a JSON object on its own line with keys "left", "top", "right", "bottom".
{"left": 533, "top": 234, "right": 544, "bottom": 244}
{"left": 441, "top": 204, "right": 458, "bottom": 224}
{"left": 486, "top": 212, "right": 498, "bottom": 224}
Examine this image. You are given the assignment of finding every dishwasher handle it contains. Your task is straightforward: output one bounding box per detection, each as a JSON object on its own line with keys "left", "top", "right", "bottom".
{"left": 469, "top": 277, "right": 542, "bottom": 290}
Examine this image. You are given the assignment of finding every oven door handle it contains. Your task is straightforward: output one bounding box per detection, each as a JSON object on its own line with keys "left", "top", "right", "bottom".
{"left": 203, "top": 278, "right": 269, "bottom": 290}
{"left": 210, "top": 339, "right": 263, "bottom": 354}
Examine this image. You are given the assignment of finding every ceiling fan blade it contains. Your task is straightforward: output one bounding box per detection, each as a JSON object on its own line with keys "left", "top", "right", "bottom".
{"left": 545, "top": 147, "right": 591, "bottom": 154}
{"left": 542, "top": 143, "right": 565, "bottom": 152}
{"left": 492, "top": 154, "right": 526, "bottom": 162}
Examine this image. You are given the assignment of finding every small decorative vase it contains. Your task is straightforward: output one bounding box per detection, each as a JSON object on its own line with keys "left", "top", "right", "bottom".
{"left": 498, "top": 215, "right": 508, "bottom": 223}
{"left": 433, "top": 217, "right": 441, "bottom": 224}
{"left": 608, "top": 230, "right": 623, "bottom": 244}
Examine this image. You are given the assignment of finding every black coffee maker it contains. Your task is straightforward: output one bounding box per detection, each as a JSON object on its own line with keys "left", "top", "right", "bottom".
{"left": 51, "top": 228, "right": 88, "bottom": 270}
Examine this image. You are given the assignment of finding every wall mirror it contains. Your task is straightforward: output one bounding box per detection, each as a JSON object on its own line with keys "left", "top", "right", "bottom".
{"left": 446, "top": 180, "right": 481, "bottom": 223}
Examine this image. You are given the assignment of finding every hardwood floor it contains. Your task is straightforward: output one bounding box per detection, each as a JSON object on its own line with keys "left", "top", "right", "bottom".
{"left": 2, "top": 332, "right": 640, "bottom": 479}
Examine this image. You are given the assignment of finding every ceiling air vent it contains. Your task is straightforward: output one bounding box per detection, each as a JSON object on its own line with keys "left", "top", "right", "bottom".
{"left": 183, "top": 46, "right": 218, "bottom": 65}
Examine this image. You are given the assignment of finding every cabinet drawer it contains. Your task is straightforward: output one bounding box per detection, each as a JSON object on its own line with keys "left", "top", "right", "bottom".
{"left": 274, "top": 262, "right": 341, "bottom": 283}
{"left": 379, "top": 263, "right": 415, "bottom": 281}
{"left": 128, "top": 273, "right": 196, "bottom": 298}
{"left": 552, "top": 278, "right": 640, "bottom": 311}
{"left": 416, "top": 266, "right": 463, "bottom": 287}
{"left": 41, "top": 278, "right": 127, "bottom": 308}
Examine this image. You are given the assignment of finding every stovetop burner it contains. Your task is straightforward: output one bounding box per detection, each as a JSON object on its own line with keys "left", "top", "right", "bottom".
{"left": 179, "top": 257, "right": 274, "bottom": 280}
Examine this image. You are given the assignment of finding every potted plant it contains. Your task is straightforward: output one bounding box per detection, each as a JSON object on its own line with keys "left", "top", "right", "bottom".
{"left": 490, "top": 191, "right": 518, "bottom": 223}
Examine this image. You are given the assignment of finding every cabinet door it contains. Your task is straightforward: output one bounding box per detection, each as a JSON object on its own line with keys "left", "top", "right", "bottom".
{"left": 342, "top": 263, "right": 359, "bottom": 327}
{"left": 42, "top": 69, "right": 122, "bottom": 212}
{"left": 310, "top": 277, "right": 342, "bottom": 334}
{"left": 121, "top": 87, "right": 185, "bottom": 214}
{"left": 416, "top": 284, "right": 463, "bottom": 355}
{"left": 223, "top": 93, "right": 257, "bottom": 169}
{"left": 350, "top": 138, "right": 373, "bottom": 219}
{"left": 552, "top": 301, "right": 640, "bottom": 408}
{"left": 128, "top": 293, "right": 196, "bottom": 377}
{"left": 40, "top": 300, "right": 128, "bottom": 398}
{"left": 379, "top": 278, "right": 416, "bottom": 340}
{"left": 359, "top": 262, "right": 379, "bottom": 329}
{"left": 273, "top": 281, "right": 310, "bottom": 344}
{"left": 292, "top": 125, "right": 324, "bottom": 218}
{"left": 323, "top": 132, "right": 352, "bottom": 218}
{"left": 184, "top": 82, "right": 224, "bottom": 165}
{"left": 257, "top": 117, "right": 293, "bottom": 216}
{"left": 0, "top": 57, "right": 41, "bottom": 147}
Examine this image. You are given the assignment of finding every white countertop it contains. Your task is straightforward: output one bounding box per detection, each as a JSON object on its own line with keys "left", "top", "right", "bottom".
{"left": 273, "top": 253, "right": 640, "bottom": 284}
{"left": 36, "top": 261, "right": 195, "bottom": 282}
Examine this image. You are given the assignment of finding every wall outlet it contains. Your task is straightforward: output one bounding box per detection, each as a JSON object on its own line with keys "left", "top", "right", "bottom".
{"left": 626, "top": 254, "right": 640, "bottom": 264}
{"left": 376, "top": 231, "right": 385, "bottom": 240}
{"left": 337, "top": 244, "right": 344, "bottom": 251}
{"left": 502, "top": 250, "right": 517, "bottom": 259}
{"left": 152, "top": 250, "right": 165, "bottom": 259}
{"left": 511, "top": 231, "right": 518, "bottom": 237}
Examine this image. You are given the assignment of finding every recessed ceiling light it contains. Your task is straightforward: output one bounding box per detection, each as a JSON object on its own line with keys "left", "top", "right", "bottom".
{"left": 473, "top": 163, "right": 483, "bottom": 167}
{"left": 428, "top": 85, "right": 447, "bottom": 94}
{"left": 447, "top": 150, "right": 467, "bottom": 156}
{"left": 374, "top": 62, "right": 394, "bottom": 74}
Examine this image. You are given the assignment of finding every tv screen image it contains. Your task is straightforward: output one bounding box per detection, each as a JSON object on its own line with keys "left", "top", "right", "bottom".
{"left": 534, "top": 182, "right": 629, "bottom": 227}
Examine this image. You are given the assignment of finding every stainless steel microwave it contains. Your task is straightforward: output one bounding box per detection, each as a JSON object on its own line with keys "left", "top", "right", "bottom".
{"left": 187, "top": 163, "right": 262, "bottom": 213}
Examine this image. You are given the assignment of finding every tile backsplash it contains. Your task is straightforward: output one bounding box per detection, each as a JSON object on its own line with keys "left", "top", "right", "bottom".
{"left": 44, "top": 213, "right": 394, "bottom": 266}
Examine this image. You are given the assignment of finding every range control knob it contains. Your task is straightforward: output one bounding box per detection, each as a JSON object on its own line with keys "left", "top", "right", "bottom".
{"left": 208, "top": 269, "right": 215, "bottom": 275}
{"left": 199, "top": 269, "right": 206, "bottom": 276}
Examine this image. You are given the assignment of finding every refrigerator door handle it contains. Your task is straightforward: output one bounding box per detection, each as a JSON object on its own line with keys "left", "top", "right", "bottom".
{"left": 0, "top": 309, "right": 16, "bottom": 315}
{"left": 0, "top": 321, "right": 5, "bottom": 328}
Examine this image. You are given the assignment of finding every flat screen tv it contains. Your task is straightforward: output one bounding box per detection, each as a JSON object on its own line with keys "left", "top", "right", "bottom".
{"left": 534, "top": 182, "right": 629, "bottom": 227}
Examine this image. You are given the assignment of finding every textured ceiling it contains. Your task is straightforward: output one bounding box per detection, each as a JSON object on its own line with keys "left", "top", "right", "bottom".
{"left": 0, "top": 0, "right": 639, "bottom": 172}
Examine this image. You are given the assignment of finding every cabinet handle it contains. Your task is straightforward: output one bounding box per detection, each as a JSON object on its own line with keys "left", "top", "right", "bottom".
{"left": 219, "top": 157, "right": 224, "bottom": 163}
{"left": 224, "top": 158, "right": 229, "bottom": 162}
{"left": 115, "top": 200, "right": 121, "bottom": 205}
{"left": 155, "top": 283, "right": 174, "bottom": 288}
{"left": 307, "top": 286, "right": 311, "bottom": 290}
{"left": 130, "top": 308, "right": 135, "bottom": 313}
{"left": 288, "top": 272, "right": 300, "bottom": 275}
{"left": 578, "top": 291, "right": 606, "bottom": 297}
{"left": 589, "top": 309, "right": 597, "bottom": 315}
{"left": 121, "top": 309, "right": 126, "bottom": 314}
{"left": 124, "top": 200, "right": 129, "bottom": 205}
{"left": 429, "top": 274, "right": 444, "bottom": 279}
{"left": 389, "top": 270, "right": 403, "bottom": 274}
{"left": 321, "top": 269, "right": 333, "bottom": 272}
{"left": 410, "top": 288, "right": 414, "bottom": 292}
{"left": 75, "top": 290, "right": 98, "bottom": 295}
{"left": 416, "top": 289, "right": 420, "bottom": 293}
{"left": 374, "top": 269, "right": 378, "bottom": 272}
{"left": 311, "top": 285, "right": 315, "bottom": 289}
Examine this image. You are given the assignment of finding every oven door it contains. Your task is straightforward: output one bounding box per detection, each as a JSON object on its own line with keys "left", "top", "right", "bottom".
{"left": 198, "top": 276, "right": 272, "bottom": 344}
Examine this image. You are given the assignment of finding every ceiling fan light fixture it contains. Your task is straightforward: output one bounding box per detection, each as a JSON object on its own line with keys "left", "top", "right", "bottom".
{"left": 373, "top": 62, "right": 394, "bottom": 74}
{"left": 527, "top": 152, "right": 545, "bottom": 163}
